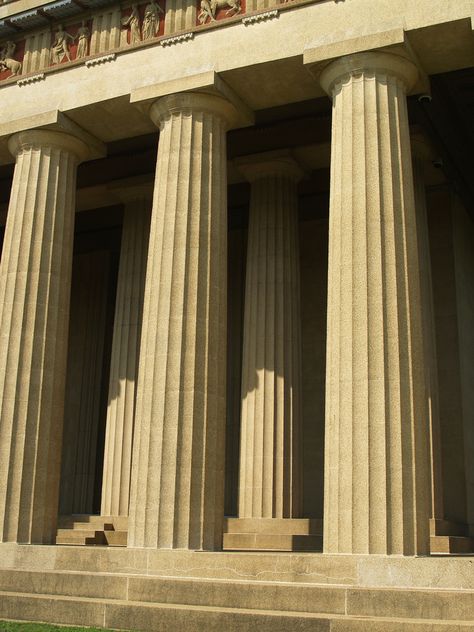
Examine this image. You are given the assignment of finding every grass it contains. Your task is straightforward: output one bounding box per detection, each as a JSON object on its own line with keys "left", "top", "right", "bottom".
{"left": 0, "top": 623, "right": 126, "bottom": 632}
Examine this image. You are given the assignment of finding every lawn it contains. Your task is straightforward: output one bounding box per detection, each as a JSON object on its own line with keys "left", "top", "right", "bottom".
{"left": 0, "top": 623, "right": 126, "bottom": 632}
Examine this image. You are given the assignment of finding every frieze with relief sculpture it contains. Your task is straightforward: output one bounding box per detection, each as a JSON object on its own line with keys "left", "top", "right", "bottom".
{"left": 51, "top": 25, "right": 76, "bottom": 64}
{"left": 122, "top": 5, "right": 142, "bottom": 45}
{"left": 0, "top": 41, "right": 22, "bottom": 76}
{"left": 142, "top": 0, "right": 164, "bottom": 39}
{"left": 0, "top": 0, "right": 318, "bottom": 82}
{"left": 198, "top": 0, "right": 241, "bottom": 24}
{"left": 76, "top": 22, "right": 91, "bottom": 59}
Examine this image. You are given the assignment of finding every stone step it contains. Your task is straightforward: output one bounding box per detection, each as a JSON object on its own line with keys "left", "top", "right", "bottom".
{"left": 1, "top": 568, "right": 474, "bottom": 622}
{"left": 55, "top": 529, "right": 128, "bottom": 546}
{"left": 224, "top": 517, "right": 323, "bottom": 535}
{"left": 223, "top": 532, "right": 322, "bottom": 551}
{"left": 431, "top": 536, "right": 474, "bottom": 554}
{"left": 58, "top": 515, "right": 129, "bottom": 531}
{"left": 1, "top": 590, "right": 474, "bottom": 632}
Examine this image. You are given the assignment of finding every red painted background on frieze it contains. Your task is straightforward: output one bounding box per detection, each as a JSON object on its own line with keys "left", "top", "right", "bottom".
{"left": 121, "top": 0, "right": 166, "bottom": 45}
{"left": 0, "top": 37, "right": 25, "bottom": 81}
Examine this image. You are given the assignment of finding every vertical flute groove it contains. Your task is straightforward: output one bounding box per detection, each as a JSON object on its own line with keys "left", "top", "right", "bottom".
{"left": 321, "top": 54, "right": 431, "bottom": 555}
{"left": 101, "top": 198, "right": 150, "bottom": 517}
{"left": 128, "top": 93, "right": 231, "bottom": 550}
{"left": 0, "top": 130, "right": 87, "bottom": 543}
{"left": 238, "top": 157, "right": 303, "bottom": 521}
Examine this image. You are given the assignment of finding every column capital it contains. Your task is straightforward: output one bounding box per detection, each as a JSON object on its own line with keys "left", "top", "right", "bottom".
{"left": 320, "top": 51, "right": 418, "bottom": 97}
{"left": 8, "top": 129, "right": 90, "bottom": 164}
{"left": 149, "top": 91, "right": 239, "bottom": 131}
{"left": 235, "top": 150, "right": 305, "bottom": 183}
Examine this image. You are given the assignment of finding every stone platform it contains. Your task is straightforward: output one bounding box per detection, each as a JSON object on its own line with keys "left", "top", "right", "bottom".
{"left": 1, "top": 545, "right": 474, "bottom": 631}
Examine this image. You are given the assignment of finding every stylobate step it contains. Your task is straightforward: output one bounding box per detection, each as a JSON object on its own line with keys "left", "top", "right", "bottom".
{"left": 1, "top": 569, "right": 474, "bottom": 622}
{"left": 1, "top": 591, "right": 474, "bottom": 632}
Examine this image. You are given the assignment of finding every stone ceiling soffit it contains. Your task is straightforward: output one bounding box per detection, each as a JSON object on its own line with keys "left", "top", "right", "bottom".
{"left": 303, "top": 26, "right": 430, "bottom": 97}
{"left": 0, "top": 109, "right": 106, "bottom": 164}
{"left": 130, "top": 70, "right": 255, "bottom": 130}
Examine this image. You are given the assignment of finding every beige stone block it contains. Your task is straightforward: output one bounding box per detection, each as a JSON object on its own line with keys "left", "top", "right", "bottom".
{"left": 0, "top": 568, "right": 127, "bottom": 600}
{"left": 224, "top": 517, "right": 322, "bottom": 535}
{"left": 223, "top": 532, "right": 322, "bottom": 551}
{"left": 330, "top": 621, "right": 474, "bottom": 632}
{"left": 127, "top": 575, "right": 346, "bottom": 614}
{"left": 0, "top": 594, "right": 105, "bottom": 629}
{"left": 104, "top": 602, "right": 331, "bottom": 632}
{"left": 347, "top": 587, "right": 474, "bottom": 621}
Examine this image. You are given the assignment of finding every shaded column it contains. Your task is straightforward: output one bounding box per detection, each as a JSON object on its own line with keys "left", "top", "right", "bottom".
{"left": 101, "top": 186, "right": 151, "bottom": 517}
{"left": 237, "top": 152, "right": 303, "bottom": 520}
{"left": 411, "top": 136, "right": 443, "bottom": 525}
{"left": 128, "top": 92, "right": 237, "bottom": 550}
{"left": 59, "top": 250, "right": 112, "bottom": 516}
{"left": 0, "top": 129, "right": 88, "bottom": 543}
{"left": 321, "top": 52, "right": 431, "bottom": 555}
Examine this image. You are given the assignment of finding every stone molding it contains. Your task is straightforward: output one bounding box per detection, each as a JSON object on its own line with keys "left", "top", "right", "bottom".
{"left": 242, "top": 9, "right": 278, "bottom": 24}
{"left": 85, "top": 53, "right": 116, "bottom": 67}
{"left": 149, "top": 91, "right": 240, "bottom": 130}
{"left": 160, "top": 31, "right": 193, "bottom": 45}
{"left": 16, "top": 71, "right": 43, "bottom": 85}
{"left": 320, "top": 51, "right": 419, "bottom": 96}
{"left": 8, "top": 128, "right": 90, "bottom": 162}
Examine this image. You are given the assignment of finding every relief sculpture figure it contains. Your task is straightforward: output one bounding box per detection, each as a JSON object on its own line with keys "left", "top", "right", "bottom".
{"left": 0, "top": 41, "right": 22, "bottom": 76}
{"left": 76, "top": 21, "right": 90, "bottom": 59}
{"left": 51, "top": 25, "right": 75, "bottom": 64}
{"left": 142, "top": 0, "right": 164, "bottom": 39}
{"left": 198, "top": 0, "right": 241, "bottom": 24}
{"left": 121, "top": 5, "right": 141, "bottom": 45}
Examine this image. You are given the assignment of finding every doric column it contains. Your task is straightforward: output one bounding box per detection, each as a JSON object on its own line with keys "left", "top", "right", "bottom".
{"left": 321, "top": 52, "right": 431, "bottom": 555}
{"left": 100, "top": 185, "right": 151, "bottom": 517}
{"left": 238, "top": 152, "right": 303, "bottom": 520}
{"left": 411, "top": 136, "right": 443, "bottom": 525}
{"left": 59, "top": 250, "right": 112, "bottom": 516}
{"left": 128, "top": 92, "right": 236, "bottom": 549}
{"left": 0, "top": 129, "right": 88, "bottom": 543}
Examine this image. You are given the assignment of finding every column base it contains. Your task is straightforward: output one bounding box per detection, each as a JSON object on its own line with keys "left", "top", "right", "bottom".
{"left": 223, "top": 518, "right": 322, "bottom": 551}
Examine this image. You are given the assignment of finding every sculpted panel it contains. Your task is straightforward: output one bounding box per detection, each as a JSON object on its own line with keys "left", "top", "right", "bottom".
{"left": 198, "top": 0, "right": 242, "bottom": 23}
{"left": 0, "top": 0, "right": 301, "bottom": 82}
{"left": 0, "top": 41, "right": 22, "bottom": 76}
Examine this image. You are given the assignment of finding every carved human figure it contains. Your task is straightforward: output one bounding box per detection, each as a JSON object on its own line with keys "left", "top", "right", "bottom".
{"left": 0, "top": 41, "right": 22, "bottom": 77}
{"left": 141, "top": 0, "right": 163, "bottom": 39}
{"left": 51, "top": 25, "right": 75, "bottom": 64}
{"left": 76, "top": 21, "right": 90, "bottom": 59}
{"left": 198, "top": 0, "right": 241, "bottom": 24}
{"left": 121, "top": 5, "right": 141, "bottom": 45}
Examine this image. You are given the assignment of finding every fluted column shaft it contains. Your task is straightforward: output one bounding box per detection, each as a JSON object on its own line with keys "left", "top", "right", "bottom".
{"left": 0, "top": 130, "right": 88, "bottom": 543}
{"left": 238, "top": 155, "right": 303, "bottom": 519}
{"left": 322, "top": 52, "right": 431, "bottom": 555}
{"left": 101, "top": 195, "right": 151, "bottom": 517}
{"left": 412, "top": 139, "right": 443, "bottom": 522}
{"left": 128, "top": 92, "right": 235, "bottom": 549}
